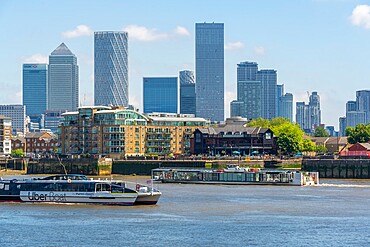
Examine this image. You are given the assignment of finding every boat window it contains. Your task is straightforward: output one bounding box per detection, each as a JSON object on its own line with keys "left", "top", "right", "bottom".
{"left": 111, "top": 184, "right": 124, "bottom": 193}
{"left": 96, "top": 183, "right": 111, "bottom": 192}
{"left": 0, "top": 183, "right": 4, "bottom": 190}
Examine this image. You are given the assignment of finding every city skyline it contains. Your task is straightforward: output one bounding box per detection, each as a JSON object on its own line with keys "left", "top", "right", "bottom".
{"left": 2, "top": 1, "right": 370, "bottom": 128}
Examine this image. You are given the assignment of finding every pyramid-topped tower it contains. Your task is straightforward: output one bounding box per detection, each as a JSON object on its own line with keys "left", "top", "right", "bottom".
{"left": 48, "top": 43, "right": 79, "bottom": 112}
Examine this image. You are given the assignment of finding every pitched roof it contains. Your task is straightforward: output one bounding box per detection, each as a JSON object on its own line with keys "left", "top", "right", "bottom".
{"left": 51, "top": 43, "right": 75, "bottom": 56}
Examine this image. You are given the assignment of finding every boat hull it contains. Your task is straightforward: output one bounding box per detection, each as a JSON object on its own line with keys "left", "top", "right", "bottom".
{"left": 135, "top": 192, "right": 161, "bottom": 205}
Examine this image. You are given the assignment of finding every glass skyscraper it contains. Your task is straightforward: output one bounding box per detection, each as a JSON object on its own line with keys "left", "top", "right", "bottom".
{"left": 48, "top": 43, "right": 79, "bottom": 112}
{"left": 143, "top": 77, "right": 178, "bottom": 114}
{"left": 23, "top": 64, "right": 48, "bottom": 115}
{"left": 195, "top": 23, "right": 224, "bottom": 122}
{"left": 356, "top": 90, "right": 370, "bottom": 123}
{"left": 94, "top": 31, "right": 128, "bottom": 107}
{"left": 179, "top": 70, "right": 195, "bottom": 115}
{"left": 257, "top": 69, "right": 277, "bottom": 120}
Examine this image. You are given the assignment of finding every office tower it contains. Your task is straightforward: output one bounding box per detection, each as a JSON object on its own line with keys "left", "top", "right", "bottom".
{"left": 346, "top": 101, "right": 357, "bottom": 112}
{"left": 0, "top": 105, "right": 27, "bottom": 135}
{"left": 296, "top": 92, "right": 322, "bottom": 134}
{"left": 308, "top": 92, "right": 321, "bottom": 129}
{"left": 345, "top": 100, "right": 366, "bottom": 129}
{"left": 257, "top": 69, "right": 277, "bottom": 120}
{"left": 179, "top": 70, "right": 196, "bottom": 115}
{"left": 296, "top": 102, "right": 306, "bottom": 130}
{"left": 23, "top": 64, "right": 48, "bottom": 116}
{"left": 356, "top": 90, "right": 370, "bottom": 123}
{"left": 94, "top": 31, "right": 128, "bottom": 106}
{"left": 48, "top": 43, "right": 79, "bottom": 112}
{"left": 230, "top": 100, "right": 243, "bottom": 117}
{"left": 195, "top": 23, "right": 224, "bottom": 122}
{"left": 325, "top": 126, "right": 335, "bottom": 136}
{"left": 280, "top": 93, "right": 293, "bottom": 121}
{"left": 339, "top": 117, "right": 347, "bottom": 136}
{"left": 276, "top": 84, "right": 284, "bottom": 116}
{"left": 143, "top": 77, "right": 178, "bottom": 113}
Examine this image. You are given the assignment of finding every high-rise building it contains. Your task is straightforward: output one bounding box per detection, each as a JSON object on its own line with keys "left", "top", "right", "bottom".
{"left": 48, "top": 43, "right": 79, "bottom": 112}
{"left": 257, "top": 70, "right": 277, "bottom": 120}
{"left": 0, "top": 105, "right": 27, "bottom": 135}
{"left": 179, "top": 70, "right": 195, "bottom": 115}
{"left": 339, "top": 117, "right": 347, "bottom": 136}
{"left": 279, "top": 93, "right": 293, "bottom": 121}
{"left": 23, "top": 64, "right": 48, "bottom": 116}
{"left": 234, "top": 62, "right": 277, "bottom": 120}
{"left": 276, "top": 84, "right": 284, "bottom": 116}
{"left": 94, "top": 31, "right": 128, "bottom": 106}
{"left": 195, "top": 23, "right": 224, "bottom": 122}
{"left": 143, "top": 77, "right": 178, "bottom": 114}
{"left": 346, "top": 100, "right": 357, "bottom": 112}
{"left": 356, "top": 90, "right": 370, "bottom": 123}
{"left": 230, "top": 100, "right": 244, "bottom": 117}
{"left": 295, "top": 92, "right": 322, "bottom": 134}
{"left": 308, "top": 92, "right": 321, "bottom": 129}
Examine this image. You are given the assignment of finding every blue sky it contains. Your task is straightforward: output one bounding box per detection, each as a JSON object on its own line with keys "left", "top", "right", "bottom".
{"left": 1, "top": 0, "right": 370, "bottom": 129}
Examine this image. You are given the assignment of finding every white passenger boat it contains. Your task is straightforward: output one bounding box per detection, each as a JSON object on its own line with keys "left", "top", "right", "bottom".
{"left": 0, "top": 174, "right": 138, "bottom": 206}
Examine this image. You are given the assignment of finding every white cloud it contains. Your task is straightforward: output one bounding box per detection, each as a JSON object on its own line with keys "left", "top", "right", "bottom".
{"left": 225, "top": 41, "right": 244, "bottom": 51}
{"left": 175, "top": 26, "right": 190, "bottom": 36}
{"left": 22, "top": 54, "right": 48, "bottom": 63}
{"left": 123, "top": 25, "right": 169, "bottom": 41}
{"left": 62, "top": 25, "right": 93, "bottom": 38}
{"left": 254, "top": 46, "right": 266, "bottom": 55}
{"left": 350, "top": 5, "right": 370, "bottom": 29}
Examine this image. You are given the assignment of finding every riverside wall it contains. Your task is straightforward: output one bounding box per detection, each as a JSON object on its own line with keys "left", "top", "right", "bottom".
{"left": 302, "top": 158, "right": 370, "bottom": 179}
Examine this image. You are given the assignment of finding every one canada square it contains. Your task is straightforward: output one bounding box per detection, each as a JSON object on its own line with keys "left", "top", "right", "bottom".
{"left": 195, "top": 23, "right": 224, "bottom": 122}
{"left": 94, "top": 32, "right": 128, "bottom": 106}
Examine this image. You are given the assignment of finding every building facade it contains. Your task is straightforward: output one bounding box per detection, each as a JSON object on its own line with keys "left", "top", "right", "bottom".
{"left": 58, "top": 107, "right": 209, "bottom": 159}
{"left": 356, "top": 90, "right": 370, "bottom": 123}
{"left": 23, "top": 64, "right": 48, "bottom": 116}
{"left": 94, "top": 31, "right": 129, "bottom": 106}
{"left": 11, "top": 132, "right": 57, "bottom": 155}
{"left": 233, "top": 62, "right": 278, "bottom": 120}
{"left": 279, "top": 93, "right": 293, "bottom": 121}
{"left": 195, "top": 23, "right": 224, "bottom": 122}
{"left": 191, "top": 122, "right": 276, "bottom": 155}
{"left": 0, "top": 105, "right": 27, "bottom": 135}
{"left": 179, "top": 70, "right": 195, "bottom": 115}
{"left": 48, "top": 43, "right": 79, "bottom": 112}
{"left": 143, "top": 77, "right": 178, "bottom": 114}
{"left": 295, "top": 92, "right": 321, "bottom": 134}
{"left": 257, "top": 69, "right": 277, "bottom": 120}
{"left": 0, "top": 115, "right": 12, "bottom": 155}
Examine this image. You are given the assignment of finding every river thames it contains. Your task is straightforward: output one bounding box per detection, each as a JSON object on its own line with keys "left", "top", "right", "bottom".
{"left": 1, "top": 177, "right": 370, "bottom": 247}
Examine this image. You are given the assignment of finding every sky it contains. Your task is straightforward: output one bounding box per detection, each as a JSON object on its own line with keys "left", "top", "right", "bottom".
{"left": 1, "top": 0, "right": 370, "bottom": 129}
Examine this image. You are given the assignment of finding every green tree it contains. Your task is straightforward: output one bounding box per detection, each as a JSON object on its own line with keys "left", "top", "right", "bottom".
{"left": 248, "top": 117, "right": 306, "bottom": 155}
{"left": 316, "top": 144, "right": 328, "bottom": 154}
{"left": 301, "top": 138, "right": 316, "bottom": 152}
{"left": 11, "top": 148, "right": 24, "bottom": 158}
{"left": 346, "top": 124, "right": 370, "bottom": 144}
{"left": 314, "top": 126, "right": 329, "bottom": 137}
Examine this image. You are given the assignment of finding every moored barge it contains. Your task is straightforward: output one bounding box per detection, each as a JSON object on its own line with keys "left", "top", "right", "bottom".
{"left": 152, "top": 167, "right": 319, "bottom": 186}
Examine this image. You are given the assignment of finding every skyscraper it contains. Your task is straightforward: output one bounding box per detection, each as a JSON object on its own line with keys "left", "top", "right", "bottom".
{"left": 356, "top": 90, "right": 370, "bottom": 123}
{"left": 23, "top": 64, "right": 48, "bottom": 116}
{"left": 48, "top": 43, "right": 79, "bottom": 112}
{"left": 179, "top": 70, "right": 196, "bottom": 115}
{"left": 143, "top": 77, "right": 178, "bottom": 114}
{"left": 295, "top": 92, "right": 321, "bottom": 134}
{"left": 195, "top": 23, "right": 224, "bottom": 122}
{"left": 276, "top": 84, "right": 284, "bottom": 116}
{"left": 94, "top": 31, "right": 128, "bottom": 106}
{"left": 279, "top": 93, "right": 293, "bottom": 121}
{"left": 308, "top": 92, "right": 321, "bottom": 129}
{"left": 257, "top": 69, "right": 277, "bottom": 119}
{"left": 0, "top": 105, "right": 27, "bottom": 135}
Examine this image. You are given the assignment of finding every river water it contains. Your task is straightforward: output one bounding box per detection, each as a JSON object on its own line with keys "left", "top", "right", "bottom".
{"left": 1, "top": 177, "right": 370, "bottom": 247}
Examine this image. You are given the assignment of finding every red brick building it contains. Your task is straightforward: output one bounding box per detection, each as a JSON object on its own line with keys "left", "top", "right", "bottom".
{"left": 11, "top": 132, "right": 58, "bottom": 155}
